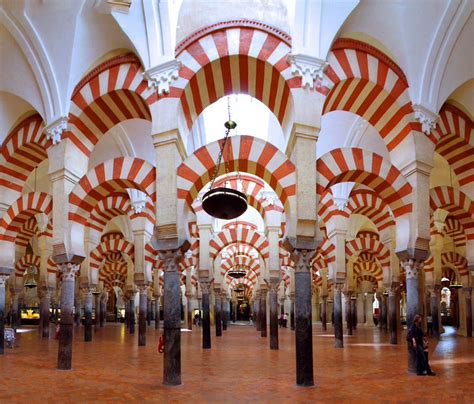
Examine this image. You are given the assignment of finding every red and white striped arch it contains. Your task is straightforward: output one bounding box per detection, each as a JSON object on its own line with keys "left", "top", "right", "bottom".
{"left": 346, "top": 237, "right": 390, "bottom": 270}
{"left": 356, "top": 230, "right": 380, "bottom": 240}
{"left": 69, "top": 157, "right": 156, "bottom": 225}
{"left": 173, "top": 21, "right": 297, "bottom": 129}
{"left": 445, "top": 216, "right": 466, "bottom": 249}
{"left": 178, "top": 135, "right": 296, "bottom": 210}
{"left": 318, "top": 189, "right": 349, "bottom": 225}
{"left": 442, "top": 251, "right": 469, "bottom": 277}
{"left": 88, "top": 194, "right": 132, "bottom": 232}
{"left": 15, "top": 217, "right": 38, "bottom": 251}
{"left": 221, "top": 254, "right": 261, "bottom": 279}
{"left": 357, "top": 274, "right": 378, "bottom": 288}
{"left": 324, "top": 39, "right": 417, "bottom": 151}
{"left": 317, "top": 148, "right": 412, "bottom": 217}
{"left": 209, "top": 227, "right": 269, "bottom": 260}
{"left": 319, "top": 237, "right": 336, "bottom": 265}
{"left": 0, "top": 114, "right": 50, "bottom": 194}
{"left": 228, "top": 277, "right": 256, "bottom": 290}
{"left": 90, "top": 238, "right": 134, "bottom": 270}
{"left": 67, "top": 54, "right": 153, "bottom": 157}
{"left": 430, "top": 186, "right": 474, "bottom": 240}
{"left": 100, "top": 261, "right": 128, "bottom": 290}
{"left": 0, "top": 192, "right": 52, "bottom": 242}
{"left": 15, "top": 253, "right": 40, "bottom": 277}
{"left": 432, "top": 103, "right": 473, "bottom": 186}
{"left": 346, "top": 189, "right": 395, "bottom": 232}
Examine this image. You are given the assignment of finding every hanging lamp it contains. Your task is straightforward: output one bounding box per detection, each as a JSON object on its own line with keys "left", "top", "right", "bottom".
{"left": 202, "top": 99, "right": 247, "bottom": 219}
{"left": 24, "top": 265, "right": 38, "bottom": 289}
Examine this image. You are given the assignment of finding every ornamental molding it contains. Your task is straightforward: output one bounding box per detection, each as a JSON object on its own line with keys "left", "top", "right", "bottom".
{"left": 144, "top": 59, "right": 182, "bottom": 96}
{"left": 44, "top": 117, "right": 68, "bottom": 145}
{"left": 287, "top": 53, "right": 328, "bottom": 90}
{"left": 413, "top": 104, "right": 439, "bottom": 135}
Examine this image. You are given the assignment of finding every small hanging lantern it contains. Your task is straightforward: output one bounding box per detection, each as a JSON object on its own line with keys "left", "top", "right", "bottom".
{"left": 202, "top": 100, "right": 247, "bottom": 219}
{"left": 24, "top": 265, "right": 38, "bottom": 289}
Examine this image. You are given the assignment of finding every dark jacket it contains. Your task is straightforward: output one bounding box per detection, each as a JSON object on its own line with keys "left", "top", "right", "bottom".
{"left": 408, "top": 323, "right": 424, "bottom": 346}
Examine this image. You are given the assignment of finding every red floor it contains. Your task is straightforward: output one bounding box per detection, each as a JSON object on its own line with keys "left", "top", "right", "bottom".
{"left": 1, "top": 322, "right": 473, "bottom": 403}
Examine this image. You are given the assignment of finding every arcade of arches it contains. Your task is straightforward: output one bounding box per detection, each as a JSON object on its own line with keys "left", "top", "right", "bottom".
{"left": 0, "top": 0, "right": 473, "bottom": 401}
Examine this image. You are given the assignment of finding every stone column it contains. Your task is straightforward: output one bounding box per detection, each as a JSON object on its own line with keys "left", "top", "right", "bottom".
{"left": 268, "top": 279, "right": 279, "bottom": 350}
{"left": 428, "top": 286, "right": 440, "bottom": 337}
{"left": 351, "top": 296, "right": 357, "bottom": 330}
{"left": 186, "top": 293, "right": 193, "bottom": 330}
{"left": 138, "top": 285, "right": 148, "bottom": 346}
{"left": 402, "top": 259, "right": 421, "bottom": 329}
{"left": 293, "top": 249, "right": 314, "bottom": 386}
{"left": 255, "top": 291, "right": 261, "bottom": 331}
{"left": 381, "top": 292, "right": 388, "bottom": 331}
{"left": 0, "top": 273, "right": 11, "bottom": 355}
{"left": 161, "top": 249, "right": 184, "bottom": 386}
{"left": 388, "top": 285, "right": 398, "bottom": 344}
{"left": 57, "top": 263, "right": 80, "bottom": 370}
{"left": 214, "top": 289, "right": 222, "bottom": 337}
{"left": 365, "top": 292, "right": 375, "bottom": 326}
{"left": 464, "top": 288, "right": 472, "bottom": 338}
{"left": 11, "top": 292, "right": 19, "bottom": 331}
{"left": 357, "top": 293, "right": 365, "bottom": 325}
{"left": 260, "top": 287, "right": 268, "bottom": 338}
{"left": 129, "top": 295, "right": 136, "bottom": 335}
{"left": 321, "top": 295, "right": 327, "bottom": 331}
{"left": 334, "top": 284, "right": 343, "bottom": 348}
{"left": 345, "top": 291, "right": 352, "bottom": 336}
{"left": 83, "top": 288, "right": 93, "bottom": 342}
{"left": 201, "top": 282, "right": 211, "bottom": 349}
{"left": 100, "top": 292, "right": 107, "bottom": 327}
{"left": 125, "top": 297, "right": 130, "bottom": 328}
{"left": 94, "top": 292, "right": 101, "bottom": 331}
{"left": 290, "top": 293, "right": 295, "bottom": 331}
{"left": 155, "top": 296, "right": 160, "bottom": 330}
{"left": 39, "top": 287, "right": 52, "bottom": 338}
{"left": 147, "top": 299, "right": 152, "bottom": 326}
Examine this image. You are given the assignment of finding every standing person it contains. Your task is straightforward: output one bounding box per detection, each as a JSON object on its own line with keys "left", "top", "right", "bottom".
{"left": 283, "top": 313, "right": 288, "bottom": 328}
{"left": 408, "top": 314, "right": 435, "bottom": 376}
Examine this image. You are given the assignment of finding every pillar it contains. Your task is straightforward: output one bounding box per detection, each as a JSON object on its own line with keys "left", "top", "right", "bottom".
{"left": 39, "top": 287, "right": 52, "bottom": 338}
{"left": 186, "top": 293, "right": 193, "bottom": 330}
{"left": 94, "top": 292, "right": 101, "bottom": 331}
{"left": 403, "top": 259, "right": 421, "bottom": 329}
{"left": 100, "top": 293, "right": 106, "bottom": 327}
{"left": 155, "top": 296, "right": 160, "bottom": 330}
{"left": 365, "top": 292, "right": 375, "bottom": 326}
{"left": 57, "top": 263, "right": 80, "bottom": 370}
{"left": 83, "top": 288, "right": 93, "bottom": 342}
{"left": 357, "top": 293, "right": 365, "bottom": 325}
{"left": 464, "top": 288, "right": 472, "bottom": 338}
{"left": 351, "top": 296, "right": 357, "bottom": 330}
{"left": 147, "top": 299, "right": 152, "bottom": 326}
{"left": 334, "top": 284, "right": 343, "bottom": 348}
{"left": 290, "top": 293, "right": 295, "bottom": 331}
{"left": 161, "top": 249, "right": 183, "bottom": 386}
{"left": 138, "top": 286, "right": 148, "bottom": 346}
{"left": 214, "top": 289, "right": 222, "bottom": 337}
{"left": 430, "top": 286, "right": 440, "bottom": 338}
{"left": 11, "top": 292, "right": 19, "bottom": 331}
{"left": 381, "top": 292, "right": 388, "bottom": 331}
{"left": 269, "top": 280, "right": 279, "bottom": 350}
{"left": 388, "top": 285, "right": 398, "bottom": 344}
{"left": 293, "top": 249, "right": 314, "bottom": 386}
{"left": 260, "top": 287, "right": 267, "bottom": 338}
{"left": 201, "top": 282, "right": 211, "bottom": 349}
{"left": 255, "top": 292, "right": 261, "bottom": 331}
{"left": 125, "top": 297, "right": 130, "bottom": 328}
{"left": 129, "top": 295, "right": 136, "bottom": 335}
{"left": 321, "top": 295, "right": 327, "bottom": 331}
{"left": 0, "top": 273, "right": 10, "bottom": 355}
{"left": 345, "top": 291, "right": 352, "bottom": 336}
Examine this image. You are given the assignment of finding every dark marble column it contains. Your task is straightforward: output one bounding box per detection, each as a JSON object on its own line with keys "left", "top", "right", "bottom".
{"left": 155, "top": 297, "right": 160, "bottom": 330}
{"left": 351, "top": 297, "right": 357, "bottom": 330}
{"left": 290, "top": 294, "right": 295, "bottom": 331}
{"left": 57, "top": 263, "right": 80, "bottom": 370}
{"left": 334, "top": 284, "right": 343, "bottom": 348}
{"left": 94, "top": 292, "right": 101, "bottom": 331}
{"left": 186, "top": 293, "right": 193, "bottom": 330}
{"left": 83, "top": 289, "right": 93, "bottom": 342}
{"left": 39, "top": 287, "right": 51, "bottom": 338}
{"left": 388, "top": 285, "right": 398, "bottom": 344}
{"left": 125, "top": 298, "right": 130, "bottom": 328}
{"left": 260, "top": 288, "right": 267, "bottom": 338}
{"left": 345, "top": 292, "right": 352, "bottom": 336}
{"left": 403, "top": 260, "right": 420, "bottom": 329}
{"left": 429, "top": 287, "right": 440, "bottom": 337}
{"left": 147, "top": 300, "right": 152, "bottom": 326}
{"left": 321, "top": 295, "right": 327, "bottom": 331}
{"left": 294, "top": 250, "right": 314, "bottom": 386}
{"left": 201, "top": 283, "right": 211, "bottom": 349}
{"left": 138, "top": 286, "right": 148, "bottom": 346}
{"left": 161, "top": 250, "right": 184, "bottom": 385}
{"left": 269, "top": 280, "right": 279, "bottom": 350}
{"left": 129, "top": 297, "right": 136, "bottom": 335}
{"left": 214, "top": 291, "right": 222, "bottom": 337}
{"left": 11, "top": 293, "right": 18, "bottom": 331}
{"left": 100, "top": 296, "right": 106, "bottom": 327}
{"left": 381, "top": 292, "right": 388, "bottom": 331}
{"left": 464, "top": 288, "right": 472, "bottom": 338}
{"left": 221, "top": 296, "right": 228, "bottom": 331}
{"left": 0, "top": 274, "right": 9, "bottom": 355}
{"left": 255, "top": 293, "right": 261, "bottom": 331}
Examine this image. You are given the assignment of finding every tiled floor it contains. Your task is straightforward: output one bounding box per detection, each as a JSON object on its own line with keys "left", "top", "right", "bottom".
{"left": 1, "top": 322, "right": 473, "bottom": 403}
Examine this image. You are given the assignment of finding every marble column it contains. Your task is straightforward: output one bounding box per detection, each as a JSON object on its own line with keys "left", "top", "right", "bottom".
{"left": 201, "top": 282, "right": 211, "bottom": 349}
{"left": 365, "top": 292, "right": 375, "bottom": 326}
{"left": 351, "top": 297, "right": 357, "bottom": 330}
{"left": 464, "top": 288, "right": 472, "bottom": 338}
{"left": 57, "top": 263, "right": 80, "bottom": 370}
{"left": 94, "top": 292, "right": 101, "bottom": 331}
{"left": 74, "top": 293, "right": 81, "bottom": 327}
{"left": 161, "top": 250, "right": 183, "bottom": 386}
{"left": 255, "top": 292, "right": 261, "bottom": 331}
{"left": 357, "top": 293, "right": 365, "bottom": 325}
{"left": 428, "top": 286, "right": 440, "bottom": 337}
{"left": 83, "top": 289, "right": 93, "bottom": 342}
{"left": 334, "top": 284, "right": 343, "bottom": 348}
{"left": 403, "top": 260, "right": 420, "bottom": 328}
{"left": 260, "top": 287, "right": 267, "bottom": 338}
{"left": 321, "top": 295, "right": 327, "bottom": 331}
{"left": 0, "top": 274, "right": 10, "bottom": 355}
{"left": 186, "top": 293, "right": 193, "bottom": 330}
{"left": 294, "top": 250, "right": 314, "bottom": 386}
{"left": 39, "top": 287, "right": 52, "bottom": 338}
{"left": 290, "top": 293, "right": 295, "bottom": 331}
{"left": 345, "top": 292, "right": 352, "bottom": 336}
{"left": 155, "top": 297, "right": 160, "bottom": 330}
{"left": 214, "top": 290, "right": 222, "bottom": 337}
{"left": 129, "top": 297, "right": 136, "bottom": 335}
{"left": 138, "top": 286, "right": 148, "bottom": 346}
{"left": 147, "top": 299, "right": 152, "bottom": 326}
{"left": 11, "top": 292, "right": 19, "bottom": 331}
{"left": 100, "top": 294, "right": 106, "bottom": 327}
{"left": 388, "top": 285, "right": 398, "bottom": 344}
{"left": 381, "top": 292, "right": 388, "bottom": 331}
{"left": 269, "top": 280, "right": 279, "bottom": 350}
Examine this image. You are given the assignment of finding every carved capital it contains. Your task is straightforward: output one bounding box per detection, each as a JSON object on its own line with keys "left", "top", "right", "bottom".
{"left": 158, "top": 249, "right": 183, "bottom": 273}
{"left": 287, "top": 54, "right": 328, "bottom": 90}
{"left": 413, "top": 104, "right": 438, "bottom": 135}
{"left": 58, "top": 262, "right": 80, "bottom": 281}
{"left": 144, "top": 59, "right": 182, "bottom": 96}
{"left": 293, "top": 249, "right": 316, "bottom": 273}
{"left": 200, "top": 281, "right": 211, "bottom": 294}
{"left": 44, "top": 117, "right": 68, "bottom": 145}
{"left": 0, "top": 274, "right": 10, "bottom": 287}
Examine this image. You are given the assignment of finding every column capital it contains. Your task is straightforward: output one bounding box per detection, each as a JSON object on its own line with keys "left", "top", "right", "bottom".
{"left": 144, "top": 59, "right": 182, "bottom": 96}
{"left": 44, "top": 116, "right": 68, "bottom": 145}
{"left": 287, "top": 53, "right": 328, "bottom": 90}
{"left": 58, "top": 263, "right": 80, "bottom": 282}
{"left": 412, "top": 104, "right": 439, "bottom": 135}
{"left": 267, "top": 278, "right": 280, "bottom": 292}
{"left": 0, "top": 274, "right": 10, "bottom": 287}
{"left": 199, "top": 281, "right": 211, "bottom": 294}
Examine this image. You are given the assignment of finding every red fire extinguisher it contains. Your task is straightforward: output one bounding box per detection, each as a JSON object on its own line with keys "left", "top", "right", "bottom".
{"left": 158, "top": 335, "right": 165, "bottom": 353}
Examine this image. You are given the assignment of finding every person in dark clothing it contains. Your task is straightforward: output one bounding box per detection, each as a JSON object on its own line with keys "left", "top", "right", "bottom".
{"left": 408, "top": 314, "right": 436, "bottom": 376}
